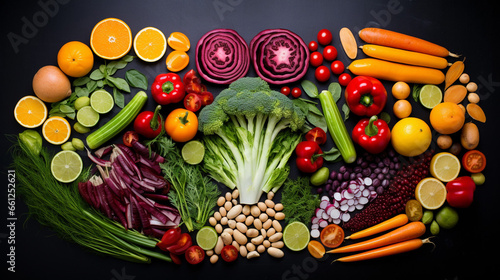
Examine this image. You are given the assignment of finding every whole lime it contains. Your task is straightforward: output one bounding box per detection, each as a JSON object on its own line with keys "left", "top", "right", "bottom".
{"left": 435, "top": 206, "right": 459, "bottom": 229}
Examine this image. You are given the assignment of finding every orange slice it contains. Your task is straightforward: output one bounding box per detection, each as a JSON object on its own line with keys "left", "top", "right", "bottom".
{"left": 133, "top": 27, "right": 167, "bottom": 62}
{"left": 42, "top": 116, "right": 71, "bottom": 145}
{"left": 14, "top": 96, "right": 48, "bottom": 128}
{"left": 90, "top": 18, "right": 132, "bottom": 60}
{"left": 167, "top": 32, "right": 190, "bottom": 52}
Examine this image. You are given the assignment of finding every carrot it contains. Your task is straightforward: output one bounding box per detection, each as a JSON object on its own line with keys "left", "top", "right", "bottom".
{"left": 333, "top": 238, "right": 433, "bottom": 262}
{"left": 339, "top": 27, "right": 357, "bottom": 59}
{"left": 360, "top": 44, "right": 449, "bottom": 69}
{"left": 328, "top": 222, "right": 426, "bottom": 254}
{"left": 346, "top": 214, "right": 408, "bottom": 240}
{"left": 348, "top": 58, "right": 445, "bottom": 85}
{"left": 359, "top": 28, "right": 458, "bottom": 58}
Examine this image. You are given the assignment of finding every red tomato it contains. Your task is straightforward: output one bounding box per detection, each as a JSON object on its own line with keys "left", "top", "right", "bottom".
{"left": 338, "top": 73, "right": 352, "bottom": 86}
{"left": 184, "top": 93, "right": 202, "bottom": 112}
{"left": 310, "top": 51, "right": 323, "bottom": 67}
{"left": 199, "top": 91, "right": 214, "bottom": 106}
{"left": 320, "top": 224, "right": 344, "bottom": 248}
{"left": 308, "top": 41, "right": 318, "bottom": 52}
{"left": 158, "top": 227, "right": 182, "bottom": 248}
{"left": 220, "top": 245, "right": 238, "bottom": 262}
{"left": 305, "top": 127, "right": 327, "bottom": 145}
{"left": 170, "top": 252, "right": 182, "bottom": 265}
{"left": 330, "top": 60, "right": 345, "bottom": 75}
{"left": 185, "top": 245, "right": 205, "bottom": 265}
{"left": 317, "top": 29, "right": 333, "bottom": 45}
{"left": 166, "top": 233, "right": 192, "bottom": 255}
{"left": 315, "top": 65, "right": 331, "bottom": 82}
{"left": 122, "top": 131, "right": 139, "bottom": 147}
{"left": 280, "top": 86, "right": 291, "bottom": 96}
{"left": 323, "top": 45, "right": 338, "bottom": 61}
{"left": 462, "top": 150, "right": 486, "bottom": 173}
{"left": 291, "top": 87, "right": 302, "bottom": 98}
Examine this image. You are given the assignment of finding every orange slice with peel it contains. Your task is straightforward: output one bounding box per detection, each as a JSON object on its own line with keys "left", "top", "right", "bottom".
{"left": 133, "top": 27, "right": 167, "bottom": 62}
{"left": 14, "top": 95, "right": 47, "bottom": 128}
{"left": 42, "top": 116, "right": 71, "bottom": 145}
{"left": 90, "top": 18, "right": 132, "bottom": 60}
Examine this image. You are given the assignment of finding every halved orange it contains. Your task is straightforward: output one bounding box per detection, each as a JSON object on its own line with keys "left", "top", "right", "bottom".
{"left": 90, "top": 18, "right": 132, "bottom": 60}
{"left": 42, "top": 116, "right": 71, "bottom": 145}
{"left": 14, "top": 96, "right": 48, "bottom": 128}
{"left": 133, "top": 27, "right": 167, "bottom": 62}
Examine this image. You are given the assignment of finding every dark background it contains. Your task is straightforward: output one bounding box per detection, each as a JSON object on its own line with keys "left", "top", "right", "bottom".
{"left": 2, "top": 0, "right": 499, "bottom": 279}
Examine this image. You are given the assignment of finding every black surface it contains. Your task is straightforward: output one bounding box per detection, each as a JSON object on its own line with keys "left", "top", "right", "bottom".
{"left": 2, "top": 0, "right": 500, "bottom": 279}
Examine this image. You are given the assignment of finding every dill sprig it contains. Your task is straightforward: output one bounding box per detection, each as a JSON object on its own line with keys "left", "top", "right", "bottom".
{"left": 281, "top": 176, "right": 320, "bottom": 226}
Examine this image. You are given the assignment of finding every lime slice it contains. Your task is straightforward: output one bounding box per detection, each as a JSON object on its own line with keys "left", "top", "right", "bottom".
{"left": 76, "top": 106, "right": 100, "bottom": 127}
{"left": 90, "top": 89, "right": 114, "bottom": 114}
{"left": 419, "top": 85, "right": 442, "bottom": 109}
{"left": 196, "top": 226, "right": 218, "bottom": 250}
{"left": 182, "top": 140, "right": 205, "bottom": 165}
{"left": 51, "top": 150, "right": 83, "bottom": 183}
{"left": 74, "top": 96, "right": 90, "bottom": 111}
{"left": 283, "top": 221, "right": 310, "bottom": 251}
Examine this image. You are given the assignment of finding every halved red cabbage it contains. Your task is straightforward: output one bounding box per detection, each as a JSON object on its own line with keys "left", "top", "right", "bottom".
{"left": 195, "top": 29, "right": 250, "bottom": 84}
{"left": 250, "top": 29, "right": 309, "bottom": 85}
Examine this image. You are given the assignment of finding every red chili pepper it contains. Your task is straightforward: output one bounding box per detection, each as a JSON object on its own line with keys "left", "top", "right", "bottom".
{"left": 352, "top": 115, "right": 391, "bottom": 154}
{"left": 151, "top": 73, "right": 185, "bottom": 105}
{"left": 133, "top": 105, "right": 163, "bottom": 139}
{"left": 345, "top": 76, "right": 387, "bottom": 116}
{"left": 295, "top": 141, "right": 324, "bottom": 173}
{"left": 445, "top": 176, "right": 476, "bottom": 208}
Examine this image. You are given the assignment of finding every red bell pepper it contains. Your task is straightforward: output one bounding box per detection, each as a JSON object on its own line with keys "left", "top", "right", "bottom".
{"left": 151, "top": 73, "right": 185, "bottom": 105}
{"left": 295, "top": 141, "right": 324, "bottom": 173}
{"left": 352, "top": 115, "right": 391, "bottom": 154}
{"left": 157, "top": 227, "right": 181, "bottom": 252}
{"left": 133, "top": 105, "right": 163, "bottom": 139}
{"left": 445, "top": 176, "right": 476, "bottom": 208}
{"left": 345, "top": 76, "right": 387, "bottom": 116}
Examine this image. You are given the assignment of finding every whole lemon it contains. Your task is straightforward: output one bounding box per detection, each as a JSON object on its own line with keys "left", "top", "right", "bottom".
{"left": 391, "top": 117, "right": 432, "bottom": 157}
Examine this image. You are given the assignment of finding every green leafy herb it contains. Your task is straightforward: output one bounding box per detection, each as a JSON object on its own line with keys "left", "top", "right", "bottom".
{"left": 412, "top": 84, "right": 423, "bottom": 103}
{"left": 328, "top": 82, "right": 342, "bottom": 102}
{"left": 49, "top": 92, "right": 78, "bottom": 119}
{"left": 342, "top": 103, "right": 350, "bottom": 120}
{"left": 126, "top": 69, "right": 148, "bottom": 90}
{"left": 322, "top": 146, "right": 342, "bottom": 162}
{"left": 281, "top": 177, "right": 320, "bottom": 226}
{"left": 293, "top": 98, "right": 328, "bottom": 133}
{"left": 301, "top": 80, "right": 319, "bottom": 98}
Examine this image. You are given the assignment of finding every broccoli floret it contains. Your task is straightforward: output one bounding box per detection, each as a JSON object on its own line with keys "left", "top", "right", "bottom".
{"left": 228, "top": 77, "right": 270, "bottom": 93}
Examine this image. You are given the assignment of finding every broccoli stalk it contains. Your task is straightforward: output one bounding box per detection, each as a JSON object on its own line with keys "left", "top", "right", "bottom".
{"left": 199, "top": 78, "right": 305, "bottom": 204}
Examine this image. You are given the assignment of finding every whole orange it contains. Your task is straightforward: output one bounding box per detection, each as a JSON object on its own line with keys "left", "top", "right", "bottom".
{"left": 57, "top": 41, "right": 94, "bottom": 77}
{"left": 429, "top": 102, "right": 465, "bottom": 134}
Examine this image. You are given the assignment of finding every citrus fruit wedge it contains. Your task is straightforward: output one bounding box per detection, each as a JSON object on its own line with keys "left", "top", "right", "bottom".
{"left": 90, "top": 89, "right": 114, "bottom": 114}
{"left": 51, "top": 150, "right": 83, "bottom": 183}
{"left": 415, "top": 177, "right": 447, "bottom": 210}
{"left": 42, "top": 116, "right": 71, "bottom": 145}
{"left": 14, "top": 95, "right": 47, "bottom": 128}
{"left": 196, "top": 226, "right": 218, "bottom": 251}
{"left": 76, "top": 106, "right": 100, "bottom": 127}
{"left": 419, "top": 84, "right": 442, "bottom": 109}
{"left": 182, "top": 140, "right": 205, "bottom": 165}
{"left": 430, "top": 152, "right": 461, "bottom": 182}
{"left": 133, "top": 27, "right": 167, "bottom": 62}
{"left": 167, "top": 32, "right": 190, "bottom": 52}
{"left": 90, "top": 18, "right": 132, "bottom": 60}
{"left": 283, "top": 221, "right": 310, "bottom": 251}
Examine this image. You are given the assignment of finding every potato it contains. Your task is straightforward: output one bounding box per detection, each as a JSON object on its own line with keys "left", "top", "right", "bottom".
{"left": 460, "top": 122, "right": 479, "bottom": 150}
{"left": 436, "top": 135, "right": 453, "bottom": 150}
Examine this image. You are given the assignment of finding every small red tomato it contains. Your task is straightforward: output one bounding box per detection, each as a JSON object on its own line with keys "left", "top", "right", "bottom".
{"left": 305, "top": 127, "right": 327, "bottom": 145}
{"left": 310, "top": 51, "right": 323, "bottom": 67}
{"left": 331, "top": 60, "right": 345, "bottom": 75}
{"left": 338, "top": 73, "right": 352, "bottom": 86}
{"left": 184, "top": 93, "right": 202, "bottom": 112}
{"left": 280, "top": 86, "right": 291, "bottom": 96}
{"left": 166, "top": 233, "right": 192, "bottom": 255}
{"left": 220, "top": 245, "right": 238, "bottom": 262}
{"left": 199, "top": 91, "right": 214, "bottom": 106}
{"left": 315, "top": 65, "right": 331, "bottom": 82}
{"left": 170, "top": 252, "right": 182, "bottom": 265}
{"left": 462, "top": 150, "right": 486, "bottom": 173}
{"left": 317, "top": 29, "right": 333, "bottom": 45}
{"left": 122, "top": 131, "right": 139, "bottom": 147}
{"left": 320, "top": 224, "right": 344, "bottom": 248}
{"left": 185, "top": 245, "right": 205, "bottom": 265}
{"left": 291, "top": 87, "right": 302, "bottom": 98}
{"left": 308, "top": 41, "right": 318, "bottom": 52}
{"left": 323, "top": 45, "right": 338, "bottom": 61}
{"left": 158, "top": 227, "right": 182, "bottom": 250}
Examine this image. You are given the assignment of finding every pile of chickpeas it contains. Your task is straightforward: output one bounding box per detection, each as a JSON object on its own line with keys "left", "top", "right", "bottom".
{"left": 206, "top": 189, "right": 286, "bottom": 263}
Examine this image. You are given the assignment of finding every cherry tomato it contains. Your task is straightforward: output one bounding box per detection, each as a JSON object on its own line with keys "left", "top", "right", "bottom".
{"left": 320, "top": 224, "right": 344, "bottom": 248}
{"left": 122, "top": 131, "right": 139, "bottom": 147}
{"left": 220, "top": 245, "right": 238, "bottom": 262}
{"left": 199, "top": 91, "right": 214, "bottom": 106}
{"left": 338, "top": 73, "right": 352, "bottom": 86}
{"left": 170, "top": 252, "right": 182, "bottom": 265}
{"left": 308, "top": 41, "right": 318, "bottom": 52}
{"left": 291, "top": 87, "right": 302, "bottom": 98}
{"left": 462, "top": 150, "right": 486, "bottom": 173}
{"left": 305, "top": 127, "right": 327, "bottom": 145}
{"left": 184, "top": 93, "right": 202, "bottom": 112}
{"left": 280, "top": 86, "right": 291, "bottom": 96}
{"left": 310, "top": 51, "right": 323, "bottom": 67}
{"left": 323, "top": 45, "right": 338, "bottom": 61}
{"left": 183, "top": 69, "right": 207, "bottom": 95}
{"left": 315, "top": 65, "right": 331, "bottom": 82}
{"left": 166, "top": 233, "right": 192, "bottom": 255}
{"left": 330, "top": 60, "right": 345, "bottom": 75}
{"left": 317, "top": 29, "right": 333, "bottom": 45}
{"left": 185, "top": 245, "right": 205, "bottom": 265}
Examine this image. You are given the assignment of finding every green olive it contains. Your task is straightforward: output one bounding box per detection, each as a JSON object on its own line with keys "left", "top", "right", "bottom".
{"left": 421, "top": 210, "right": 434, "bottom": 225}
{"left": 310, "top": 167, "right": 329, "bottom": 186}
{"left": 471, "top": 173, "right": 485, "bottom": 185}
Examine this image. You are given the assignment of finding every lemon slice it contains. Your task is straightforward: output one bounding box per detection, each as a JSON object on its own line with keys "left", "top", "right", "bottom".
{"left": 196, "top": 226, "right": 218, "bottom": 251}
{"left": 283, "top": 221, "right": 310, "bottom": 251}
{"left": 182, "top": 140, "right": 205, "bottom": 165}
{"left": 415, "top": 177, "right": 447, "bottom": 210}
{"left": 90, "top": 90, "right": 114, "bottom": 114}
{"left": 419, "top": 85, "right": 442, "bottom": 109}
{"left": 76, "top": 106, "right": 100, "bottom": 127}
{"left": 51, "top": 150, "right": 83, "bottom": 183}
{"left": 430, "top": 152, "right": 461, "bottom": 182}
